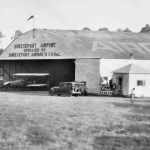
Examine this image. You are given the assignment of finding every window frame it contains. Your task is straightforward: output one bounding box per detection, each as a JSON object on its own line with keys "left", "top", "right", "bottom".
{"left": 137, "top": 80, "right": 145, "bottom": 86}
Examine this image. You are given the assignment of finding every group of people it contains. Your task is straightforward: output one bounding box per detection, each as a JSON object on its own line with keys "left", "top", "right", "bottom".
{"left": 100, "top": 77, "right": 120, "bottom": 96}
{"left": 100, "top": 76, "right": 136, "bottom": 103}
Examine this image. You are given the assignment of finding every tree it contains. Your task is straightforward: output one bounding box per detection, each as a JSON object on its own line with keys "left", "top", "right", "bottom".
{"left": 0, "top": 31, "right": 4, "bottom": 52}
{"left": 123, "top": 28, "right": 132, "bottom": 32}
{"left": 82, "top": 27, "right": 91, "bottom": 31}
{"left": 0, "top": 32, "right": 4, "bottom": 38}
{"left": 0, "top": 49, "right": 3, "bottom": 55}
{"left": 14, "top": 30, "right": 23, "bottom": 39}
{"left": 98, "top": 27, "right": 109, "bottom": 31}
{"left": 116, "top": 28, "right": 123, "bottom": 32}
{"left": 140, "top": 24, "right": 150, "bottom": 33}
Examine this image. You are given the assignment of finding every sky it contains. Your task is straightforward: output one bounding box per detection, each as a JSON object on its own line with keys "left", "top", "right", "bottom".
{"left": 0, "top": 0, "right": 149, "bottom": 48}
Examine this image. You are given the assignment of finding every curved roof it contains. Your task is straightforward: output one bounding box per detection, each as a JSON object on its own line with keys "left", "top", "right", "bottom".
{"left": 1, "top": 29, "right": 150, "bottom": 60}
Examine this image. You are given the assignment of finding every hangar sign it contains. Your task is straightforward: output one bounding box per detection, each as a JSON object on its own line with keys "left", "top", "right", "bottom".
{"left": 8, "top": 42, "right": 61, "bottom": 57}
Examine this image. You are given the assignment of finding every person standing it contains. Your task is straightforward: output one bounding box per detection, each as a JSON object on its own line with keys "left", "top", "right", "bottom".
{"left": 130, "top": 88, "right": 135, "bottom": 104}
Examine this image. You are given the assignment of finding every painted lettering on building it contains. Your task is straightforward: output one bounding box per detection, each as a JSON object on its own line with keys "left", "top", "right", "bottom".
{"left": 8, "top": 42, "right": 60, "bottom": 57}
{"left": 14, "top": 43, "right": 56, "bottom": 49}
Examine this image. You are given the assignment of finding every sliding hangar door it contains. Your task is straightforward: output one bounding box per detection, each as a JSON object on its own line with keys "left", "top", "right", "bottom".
{"left": 1, "top": 59, "right": 75, "bottom": 87}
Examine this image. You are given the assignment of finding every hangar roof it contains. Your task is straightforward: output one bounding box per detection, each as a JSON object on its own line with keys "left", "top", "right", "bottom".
{"left": 1, "top": 29, "right": 150, "bottom": 60}
{"left": 113, "top": 64, "right": 150, "bottom": 74}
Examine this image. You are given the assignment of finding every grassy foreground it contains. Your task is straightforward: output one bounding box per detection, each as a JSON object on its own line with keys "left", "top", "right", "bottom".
{"left": 0, "top": 92, "right": 150, "bottom": 150}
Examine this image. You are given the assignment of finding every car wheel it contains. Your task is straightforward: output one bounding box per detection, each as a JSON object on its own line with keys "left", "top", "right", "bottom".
{"left": 49, "top": 89, "right": 54, "bottom": 96}
{"left": 83, "top": 91, "right": 87, "bottom": 96}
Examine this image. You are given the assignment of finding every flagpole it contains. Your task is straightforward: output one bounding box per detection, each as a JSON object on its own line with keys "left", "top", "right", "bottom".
{"left": 33, "top": 17, "right": 35, "bottom": 38}
{"left": 27, "top": 15, "right": 35, "bottom": 38}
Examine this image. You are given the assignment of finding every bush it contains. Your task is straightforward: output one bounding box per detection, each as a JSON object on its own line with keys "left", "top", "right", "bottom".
{"left": 82, "top": 27, "right": 91, "bottom": 31}
{"left": 140, "top": 24, "right": 150, "bottom": 33}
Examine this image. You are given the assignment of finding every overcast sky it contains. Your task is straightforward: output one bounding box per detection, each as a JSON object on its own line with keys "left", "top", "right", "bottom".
{"left": 0, "top": 0, "right": 149, "bottom": 48}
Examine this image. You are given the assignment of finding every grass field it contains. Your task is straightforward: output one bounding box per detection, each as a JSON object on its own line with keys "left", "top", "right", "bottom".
{"left": 0, "top": 92, "right": 150, "bottom": 150}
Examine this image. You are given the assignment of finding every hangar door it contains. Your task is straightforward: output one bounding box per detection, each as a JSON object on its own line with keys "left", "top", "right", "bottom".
{"left": 2, "top": 59, "right": 75, "bottom": 87}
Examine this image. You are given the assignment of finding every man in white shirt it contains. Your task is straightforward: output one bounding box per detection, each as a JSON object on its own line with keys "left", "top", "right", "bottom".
{"left": 130, "top": 88, "right": 135, "bottom": 104}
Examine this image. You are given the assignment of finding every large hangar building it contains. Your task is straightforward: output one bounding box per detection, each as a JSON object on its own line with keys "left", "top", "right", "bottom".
{"left": 1, "top": 29, "right": 150, "bottom": 96}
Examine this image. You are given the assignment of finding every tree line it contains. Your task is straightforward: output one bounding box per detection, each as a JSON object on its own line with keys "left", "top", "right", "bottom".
{"left": 82, "top": 24, "right": 150, "bottom": 33}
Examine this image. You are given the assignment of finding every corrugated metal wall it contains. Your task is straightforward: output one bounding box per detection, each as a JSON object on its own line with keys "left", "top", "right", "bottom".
{"left": 75, "top": 58, "right": 100, "bottom": 94}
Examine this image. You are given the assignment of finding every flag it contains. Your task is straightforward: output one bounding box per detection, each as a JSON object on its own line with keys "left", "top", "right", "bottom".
{"left": 27, "top": 15, "right": 34, "bottom": 21}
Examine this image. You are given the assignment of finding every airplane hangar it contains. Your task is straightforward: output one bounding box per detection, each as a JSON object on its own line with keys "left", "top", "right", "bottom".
{"left": 1, "top": 28, "right": 150, "bottom": 95}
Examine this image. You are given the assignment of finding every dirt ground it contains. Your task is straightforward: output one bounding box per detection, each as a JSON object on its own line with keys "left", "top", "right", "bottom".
{"left": 0, "top": 91, "right": 150, "bottom": 150}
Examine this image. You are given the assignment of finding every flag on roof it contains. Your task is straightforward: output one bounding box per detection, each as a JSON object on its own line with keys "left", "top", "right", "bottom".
{"left": 27, "top": 15, "right": 34, "bottom": 21}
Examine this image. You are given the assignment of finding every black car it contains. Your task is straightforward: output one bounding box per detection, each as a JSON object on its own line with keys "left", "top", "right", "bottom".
{"left": 49, "top": 81, "right": 87, "bottom": 96}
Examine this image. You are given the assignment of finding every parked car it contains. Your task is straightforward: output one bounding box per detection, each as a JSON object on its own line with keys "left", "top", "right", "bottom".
{"left": 49, "top": 81, "right": 87, "bottom": 96}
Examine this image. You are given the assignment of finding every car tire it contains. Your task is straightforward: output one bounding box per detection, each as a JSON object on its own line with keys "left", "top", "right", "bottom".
{"left": 49, "top": 89, "right": 54, "bottom": 96}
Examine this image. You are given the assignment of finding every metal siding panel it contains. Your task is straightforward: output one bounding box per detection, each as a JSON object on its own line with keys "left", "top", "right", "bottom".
{"left": 75, "top": 58, "right": 100, "bottom": 94}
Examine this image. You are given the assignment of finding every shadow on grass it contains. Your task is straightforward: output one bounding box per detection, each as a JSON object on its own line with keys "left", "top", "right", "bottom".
{"left": 93, "top": 135, "right": 150, "bottom": 150}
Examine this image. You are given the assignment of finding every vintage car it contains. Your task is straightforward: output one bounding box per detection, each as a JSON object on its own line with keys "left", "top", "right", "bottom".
{"left": 49, "top": 81, "right": 87, "bottom": 96}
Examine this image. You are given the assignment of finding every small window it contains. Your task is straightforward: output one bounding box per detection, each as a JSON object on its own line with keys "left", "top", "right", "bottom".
{"left": 137, "top": 80, "right": 145, "bottom": 86}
